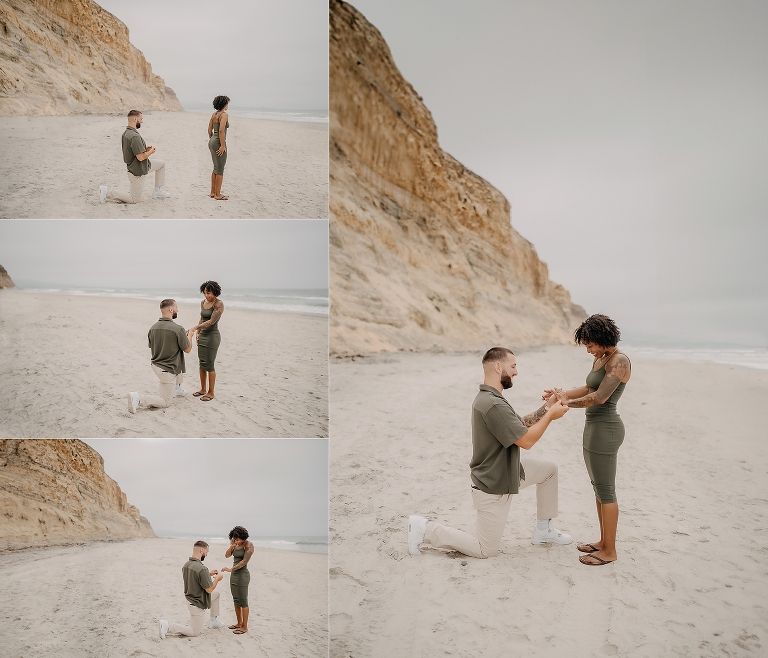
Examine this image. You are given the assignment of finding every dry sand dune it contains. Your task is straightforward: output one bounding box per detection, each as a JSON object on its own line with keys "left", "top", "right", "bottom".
{"left": 0, "top": 538, "right": 328, "bottom": 658}
{"left": 329, "top": 346, "right": 768, "bottom": 657}
{"left": 0, "top": 291, "right": 328, "bottom": 438}
{"left": 0, "top": 112, "right": 328, "bottom": 219}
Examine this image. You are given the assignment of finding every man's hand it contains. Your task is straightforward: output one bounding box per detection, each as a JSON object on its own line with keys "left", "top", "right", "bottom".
{"left": 209, "top": 570, "right": 219, "bottom": 576}
{"left": 215, "top": 573, "right": 224, "bottom": 583}
{"left": 547, "top": 401, "right": 569, "bottom": 419}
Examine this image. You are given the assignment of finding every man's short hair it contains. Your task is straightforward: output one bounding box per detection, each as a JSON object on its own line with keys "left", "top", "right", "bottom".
{"left": 193, "top": 540, "right": 209, "bottom": 549}
{"left": 160, "top": 298, "right": 176, "bottom": 310}
{"left": 127, "top": 109, "right": 142, "bottom": 118}
{"left": 482, "top": 347, "right": 515, "bottom": 364}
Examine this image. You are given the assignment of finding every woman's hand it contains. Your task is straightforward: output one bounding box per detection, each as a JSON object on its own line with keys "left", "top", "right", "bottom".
{"left": 221, "top": 567, "right": 231, "bottom": 573}
{"left": 216, "top": 145, "right": 226, "bottom": 156}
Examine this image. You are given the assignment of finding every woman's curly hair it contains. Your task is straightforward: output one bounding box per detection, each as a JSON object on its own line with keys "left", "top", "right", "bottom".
{"left": 200, "top": 280, "right": 222, "bottom": 297}
{"left": 228, "top": 525, "right": 249, "bottom": 541}
{"left": 213, "top": 95, "right": 230, "bottom": 111}
{"left": 573, "top": 314, "right": 621, "bottom": 348}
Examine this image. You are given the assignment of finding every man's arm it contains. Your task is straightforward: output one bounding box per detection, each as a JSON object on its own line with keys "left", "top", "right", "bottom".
{"left": 181, "top": 329, "right": 194, "bottom": 354}
{"left": 204, "top": 572, "right": 223, "bottom": 594}
{"left": 131, "top": 135, "right": 155, "bottom": 161}
{"left": 515, "top": 402, "right": 569, "bottom": 450}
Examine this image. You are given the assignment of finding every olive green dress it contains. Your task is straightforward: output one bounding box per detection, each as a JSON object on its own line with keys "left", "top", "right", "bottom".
{"left": 582, "top": 362, "right": 628, "bottom": 503}
{"left": 197, "top": 302, "right": 221, "bottom": 372}
{"left": 209, "top": 118, "right": 229, "bottom": 175}
{"left": 229, "top": 546, "right": 250, "bottom": 608}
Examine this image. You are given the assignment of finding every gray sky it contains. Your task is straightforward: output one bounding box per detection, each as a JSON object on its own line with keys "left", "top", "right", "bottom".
{"left": 350, "top": 0, "right": 768, "bottom": 348}
{"left": 96, "top": 0, "right": 328, "bottom": 110}
{"left": 83, "top": 439, "right": 328, "bottom": 537}
{"left": 0, "top": 220, "right": 328, "bottom": 289}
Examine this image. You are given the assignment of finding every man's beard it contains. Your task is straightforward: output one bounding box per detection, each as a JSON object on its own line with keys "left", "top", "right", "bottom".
{"left": 172, "top": 312, "right": 178, "bottom": 319}
{"left": 135, "top": 122, "right": 141, "bottom": 129}
{"left": 500, "top": 373, "right": 513, "bottom": 389}
{"left": 200, "top": 554, "right": 205, "bottom": 561}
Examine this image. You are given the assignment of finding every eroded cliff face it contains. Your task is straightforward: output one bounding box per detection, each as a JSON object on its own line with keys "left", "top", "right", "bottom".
{"left": 330, "top": 0, "right": 585, "bottom": 356}
{"left": 0, "top": 0, "right": 182, "bottom": 115}
{"left": 0, "top": 264, "right": 15, "bottom": 288}
{"left": 0, "top": 439, "right": 155, "bottom": 549}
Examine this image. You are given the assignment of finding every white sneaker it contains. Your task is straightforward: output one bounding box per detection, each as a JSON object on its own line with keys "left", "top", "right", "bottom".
{"left": 159, "top": 619, "right": 169, "bottom": 639}
{"left": 152, "top": 187, "right": 171, "bottom": 199}
{"left": 127, "top": 392, "right": 140, "bottom": 414}
{"left": 408, "top": 515, "right": 428, "bottom": 555}
{"left": 531, "top": 520, "right": 573, "bottom": 545}
{"left": 175, "top": 385, "right": 188, "bottom": 397}
{"left": 99, "top": 185, "right": 108, "bottom": 204}
{"left": 209, "top": 618, "right": 227, "bottom": 629}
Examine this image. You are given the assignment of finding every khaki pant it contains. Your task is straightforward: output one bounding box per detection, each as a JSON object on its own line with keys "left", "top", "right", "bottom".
{"left": 107, "top": 159, "right": 166, "bottom": 203}
{"left": 168, "top": 589, "right": 220, "bottom": 637}
{"left": 423, "top": 457, "right": 559, "bottom": 559}
{"left": 139, "top": 363, "right": 182, "bottom": 409}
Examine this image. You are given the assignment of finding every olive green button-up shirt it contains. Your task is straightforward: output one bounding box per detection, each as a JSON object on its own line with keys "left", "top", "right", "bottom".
{"left": 121, "top": 126, "right": 150, "bottom": 177}
{"left": 181, "top": 557, "right": 213, "bottom": 610}
{"left": 469, "top": 384, "right": 529, "bottom": 495}
{"left": 148, "top": 318, "right": 189, "bottom": 375}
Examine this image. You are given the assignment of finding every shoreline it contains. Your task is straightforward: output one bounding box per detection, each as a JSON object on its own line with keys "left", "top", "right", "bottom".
{"left": 0, "top": 537, "right": 328, "bottom": 657}
{"left": 0, "top": 111, "right": 329, "bottom": 219}
{"left": 0, "top": 290, "right": 329, "bottom": 438}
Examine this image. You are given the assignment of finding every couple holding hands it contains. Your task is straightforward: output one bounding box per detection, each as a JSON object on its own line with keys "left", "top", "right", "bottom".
{"left": 408, "top": 314, "right": 631, "bottom": 567}
{"left": 127, "top": 280, "right": 224, "bottom": 413}
{"left": 159, "top": 526, "right": 254, "bottom": 640}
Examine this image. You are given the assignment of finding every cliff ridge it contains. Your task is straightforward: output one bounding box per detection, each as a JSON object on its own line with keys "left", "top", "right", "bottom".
{"left": 330, "top": 0, "right": 585, "bottom": 355}
{"left": 0, "top": 439, "right": 155, "bottom": 549}
{"left": 0, "top": 0, "right": 183, "bottom": 115}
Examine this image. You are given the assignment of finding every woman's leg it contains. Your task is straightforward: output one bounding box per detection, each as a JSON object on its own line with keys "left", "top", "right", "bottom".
{"left": 229, "top": 605, "right": 242, "bottom": 629}
{"left": 195, "top": 369, "right": 207, "bottom": 396}
{"left": 207, "top": 371, "right": 216, "bottom": 398}
{"left": 214, "top": 174, "right": 227, "bottom": 200}
{"left": 596, "top": 502, "right": 618, "bottom": 559}
{"left": 210, "top": 172, "right": 216, "bottom": 197}
{"left": 234, "top": 607, "right": 249, "bottom": 633}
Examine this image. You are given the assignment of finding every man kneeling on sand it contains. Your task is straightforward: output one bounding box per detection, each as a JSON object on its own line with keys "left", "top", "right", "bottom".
{"left": 159, "top": 540, "right": 227, "bottom": 639}
{"left": 128, "top": 299, "right": 195, "bottom": 413}
{"left": 99, "top": 110, "right": 171, "bottom": 204}
{"left": 408, "top": 347, "right": 572, "bottom": 558}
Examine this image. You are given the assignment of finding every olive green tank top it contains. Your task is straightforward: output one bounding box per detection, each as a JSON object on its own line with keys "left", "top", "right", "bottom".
{"left": 200, "top": 303, "right": 221, "bottom": 334}
{"left": 232, "top": 546, "right": 248, "bottom": 571}
{"left": 585, "top": 363, "right": 627, "bottom": 419}
{"left": 212, "top": 120, "right": 229, "bottom": 136}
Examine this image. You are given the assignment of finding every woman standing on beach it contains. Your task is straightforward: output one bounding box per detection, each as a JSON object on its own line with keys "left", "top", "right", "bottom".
{"left": 222, "top": 526, "right": 254, "bottom": 635}
{"left": 208, "top": 95, "right": 230, "bottom": 200}
{"left": 545, "top": 314, "right": 631, "bottom": 566}
{"left": 190, "top": 281, "right": 224, "bottom": 402}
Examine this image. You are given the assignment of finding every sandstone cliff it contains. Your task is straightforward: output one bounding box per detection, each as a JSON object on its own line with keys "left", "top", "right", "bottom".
{"left": 330, "top": 1, "right": 586, "bottom": 356}
{"left": 0, "top": 0, "right": 182, "bottom": 115}
{"left": 0, "top": 439, "right": 155, "bottom": 549}
{"left": 0, "top": 264, "right": 15, "bottom": 288}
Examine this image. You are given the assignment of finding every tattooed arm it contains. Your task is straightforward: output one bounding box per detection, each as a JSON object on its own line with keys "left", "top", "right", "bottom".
{"left": 567, "top": 354, "right": 630, "bottom": 408}
{"left": 521, "top": 398, "right": 557, "bottom": 428}
{"left": 230, "top": 542, "right": 254, "bottom": 572}
{"left": 191, "top": 300, "right": 224, "bottom": 332}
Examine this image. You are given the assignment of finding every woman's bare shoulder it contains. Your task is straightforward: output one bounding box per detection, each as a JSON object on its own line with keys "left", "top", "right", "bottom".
{"left": 215, "top": 299, "right": 224, "bottom": 309}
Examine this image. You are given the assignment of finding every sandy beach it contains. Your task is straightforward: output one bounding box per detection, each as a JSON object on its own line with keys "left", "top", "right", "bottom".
{"left": 0, "top": 112, "right": 328, "bottom": 219}
{"left": 329, "top": 346, "right": 768, "bottom": 657}
{"left": 0, "top": 290, "right": 328, "bottom": 438}
{"left": 0, "top": 538, "right": 328, "bottom": 658}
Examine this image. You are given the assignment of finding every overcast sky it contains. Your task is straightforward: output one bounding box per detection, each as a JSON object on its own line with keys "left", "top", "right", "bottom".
{"left": 96, "top": 0, "right": 328, "bottom": 110}
{"left": 0, "top": 220, "right": 328, "bottom": 289}
{"left": 83, "top": 439, "right": 328, "bottom": 537}
{"left": 349, "top": 0, "right": 768, "bottom": 348}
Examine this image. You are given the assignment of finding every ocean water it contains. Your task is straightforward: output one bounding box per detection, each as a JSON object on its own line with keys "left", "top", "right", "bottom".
{"left": 20, "top": 287, "right": 328, "bottom": 317}
{"left": 183, "top": 102, "right": 328, "bottom": 124}
{"left": 623, "top": 344, "right": 768, "bottom": 371}
{"left": 162, "top": 535, "right": 328, "bottom": 555}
